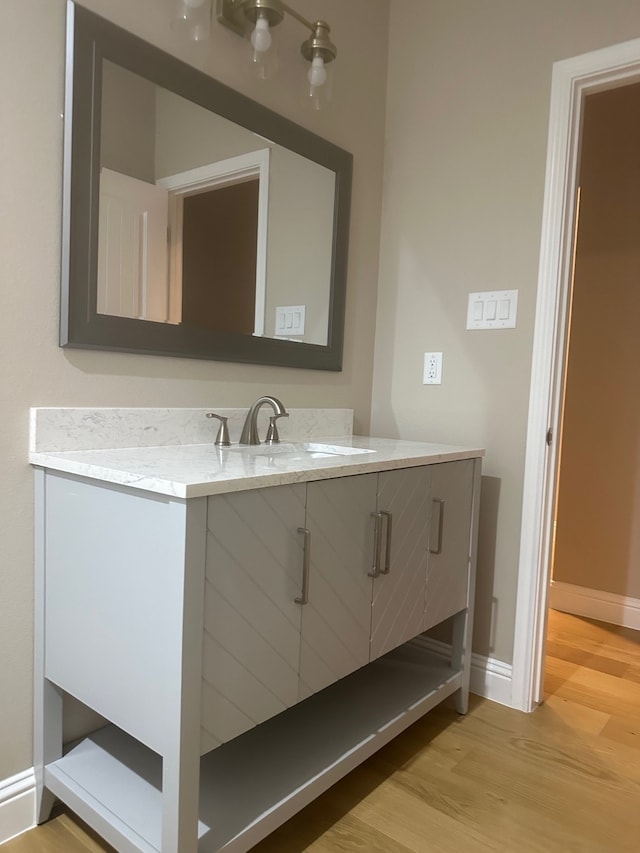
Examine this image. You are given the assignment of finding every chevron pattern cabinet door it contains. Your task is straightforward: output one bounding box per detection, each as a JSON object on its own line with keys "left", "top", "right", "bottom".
{"left": 425, "top": 460, "right": 474, "bottom": 630}
{"left": 370, "top": 467, "right": 431, "bottom": 660}
{"left": 201, "top": 484, "right": 306, "bottom": 752}
{"left": 299, "top": 474, "right": 377, "bottom": 699}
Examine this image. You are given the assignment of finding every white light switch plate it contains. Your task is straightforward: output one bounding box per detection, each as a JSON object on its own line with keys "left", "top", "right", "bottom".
{"left": 466, "top": 290, "right": 518, "bottom": 330}
{"left": 275, "top": 305, "right": 305, "bottom": 336}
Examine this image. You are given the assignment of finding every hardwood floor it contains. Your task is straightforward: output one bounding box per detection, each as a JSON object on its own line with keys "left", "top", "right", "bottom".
{"left": 5, "top": 609, "right": 639, "bottom": 852}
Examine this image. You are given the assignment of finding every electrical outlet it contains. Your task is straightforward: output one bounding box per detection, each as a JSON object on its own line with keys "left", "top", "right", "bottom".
{"left": 423, "top": 352, "right": 443, "bottom": 385}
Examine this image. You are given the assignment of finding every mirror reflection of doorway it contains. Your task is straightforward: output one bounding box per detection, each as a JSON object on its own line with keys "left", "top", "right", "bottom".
{"left": 181, "top": 180, "right": 259, "bottom": 335}
{"left": 96, "top": 162, "right": 267, "bottom": 334}
{"left": 158, "top": 150, "right": 270, "bottom": 333}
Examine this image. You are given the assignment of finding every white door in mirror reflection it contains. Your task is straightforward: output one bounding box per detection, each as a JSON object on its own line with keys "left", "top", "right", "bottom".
{"left": 97, "top": 168, "right": 170, "bottom": 322}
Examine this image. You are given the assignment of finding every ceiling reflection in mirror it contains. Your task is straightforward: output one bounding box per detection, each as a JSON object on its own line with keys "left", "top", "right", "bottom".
{"left": 98, "top": 61, "right": 334, "bottom": 346}
{"left": 61, "top": 2, "right": 352, "bottom": 370}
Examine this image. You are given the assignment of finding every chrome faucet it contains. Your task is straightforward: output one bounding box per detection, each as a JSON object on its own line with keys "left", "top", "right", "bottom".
{"left": 239, "top": 396, "right": 289, "bottom": 445}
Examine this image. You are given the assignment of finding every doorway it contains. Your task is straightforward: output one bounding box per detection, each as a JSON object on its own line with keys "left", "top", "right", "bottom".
{"left": 549, "top": 82, "right": 640, "bottom": 634}
{"left": 512, "top": 36, "right": 640, "bottom": 713}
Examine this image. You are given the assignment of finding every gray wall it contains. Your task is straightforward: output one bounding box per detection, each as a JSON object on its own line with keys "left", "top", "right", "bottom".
{"left": 0, "top": 0, "right": 389, "bottom": 781}
{"left": 372, "top": 0, "right": 640, "bottom": 664}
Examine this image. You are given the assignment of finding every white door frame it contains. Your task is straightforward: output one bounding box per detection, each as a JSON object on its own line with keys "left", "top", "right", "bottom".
{"left": 512, "top": 37, "right": 640, "bottom": 713}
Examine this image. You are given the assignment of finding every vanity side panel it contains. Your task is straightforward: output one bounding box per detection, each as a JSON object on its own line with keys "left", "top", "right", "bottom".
{"left": 43, "top": 472, "right": 203, "bottom": 756}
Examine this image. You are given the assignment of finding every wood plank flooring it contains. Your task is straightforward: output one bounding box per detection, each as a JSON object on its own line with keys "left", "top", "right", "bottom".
{"left": 4, "top": 609, "right": 639, "bottom": 852}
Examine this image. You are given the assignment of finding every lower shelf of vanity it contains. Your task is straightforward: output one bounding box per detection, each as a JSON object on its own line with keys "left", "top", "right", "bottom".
{"left": 44, "top": 638, "right": 462, "bottom": 853}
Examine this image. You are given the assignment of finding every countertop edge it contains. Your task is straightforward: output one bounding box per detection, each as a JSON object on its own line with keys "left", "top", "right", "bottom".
{"left": 30, "top": 439, "right": 485, "bottom": 499}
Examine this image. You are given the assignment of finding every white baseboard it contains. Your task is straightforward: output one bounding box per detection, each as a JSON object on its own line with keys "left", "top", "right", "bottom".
{"left": 549, "top": 581, "right": 640, "bottom": 631}
{"left": 0, "top": 768, "right": 36, "bottom": 845}
{"left": 470, "top": 652, "right": 513, "bottom": 707}
{"left": 418, "top": 637, "right": 514, "bottom": 708}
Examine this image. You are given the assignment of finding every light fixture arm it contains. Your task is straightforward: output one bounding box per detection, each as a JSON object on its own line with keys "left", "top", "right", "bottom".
{"left": 278, "top": 1, "right": 314, "bottom": 32}
{"left": 217, "top": 0, "right": 336, "bottom": 63}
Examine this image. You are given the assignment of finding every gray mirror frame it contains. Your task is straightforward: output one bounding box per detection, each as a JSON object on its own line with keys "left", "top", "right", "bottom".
{"left": 61, "top": 1, "right": 352, "bottom": 371}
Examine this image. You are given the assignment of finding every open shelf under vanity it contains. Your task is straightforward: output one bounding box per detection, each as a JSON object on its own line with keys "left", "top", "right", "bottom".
{"left": 45, "top": 640, "right": 460, "bottom": 853}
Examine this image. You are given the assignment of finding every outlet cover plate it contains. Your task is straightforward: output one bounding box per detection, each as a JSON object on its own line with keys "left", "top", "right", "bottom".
{"left": 423, "top": 352, "right": 443, "bottom": 385}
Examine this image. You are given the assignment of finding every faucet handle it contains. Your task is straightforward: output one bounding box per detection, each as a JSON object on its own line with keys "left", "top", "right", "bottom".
{"left": 206, "top": 413, "right": 231, "bottom": 447}
{"left": 265, "top": 413, "right": 289, "bottom": 444}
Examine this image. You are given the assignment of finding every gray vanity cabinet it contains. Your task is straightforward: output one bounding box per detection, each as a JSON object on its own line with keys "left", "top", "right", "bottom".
{"left": 34, "top": 455, "right": 481, "bottom": 853}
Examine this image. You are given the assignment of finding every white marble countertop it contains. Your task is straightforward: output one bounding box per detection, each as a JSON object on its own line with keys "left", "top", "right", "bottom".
{"left": 30, "top": 436, "right": 484, "bottom": 499}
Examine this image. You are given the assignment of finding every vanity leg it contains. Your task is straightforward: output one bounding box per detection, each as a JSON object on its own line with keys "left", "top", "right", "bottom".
{"left": 34, "top": 679, "right": 62, "bottom": 823}
{"left": 452, "top": 609, "right": 471, "bottom": 715}
{"left": 161, "top": 739, "right": 201, "bottom": 853}
{"left": 452, "top": 458, "right": 481, "bottom": 716}
{"left": 34, "top": 468, "right": 63, "bottom": 822}
{"left": 160, "top": 497, "right": 207, "bottom": 853}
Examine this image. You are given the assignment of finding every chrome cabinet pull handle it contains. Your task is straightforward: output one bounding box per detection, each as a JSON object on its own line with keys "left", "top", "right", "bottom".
{"left": 368, "top": 511, "right": 384, "bottom": 578}
{"left": 429, "top": 498, "right": 445, "bottom": 555}
{"left": 380, "top": 510, "right": 392, "bottom": 574}
{"left": 295, "top": 527, "right": 311, "bottom": 604}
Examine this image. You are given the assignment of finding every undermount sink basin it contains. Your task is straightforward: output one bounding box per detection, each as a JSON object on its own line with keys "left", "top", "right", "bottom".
{"left": 227, "top": 442, "right": 375, "bottom": 461}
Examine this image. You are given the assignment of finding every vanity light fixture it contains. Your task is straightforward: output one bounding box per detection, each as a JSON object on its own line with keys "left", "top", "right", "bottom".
{"left": 173, "top": 0, "right": 337, "bottom": 109}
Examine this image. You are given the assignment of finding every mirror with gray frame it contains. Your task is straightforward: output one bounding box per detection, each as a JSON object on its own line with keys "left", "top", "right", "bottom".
{"left": 61, "top": 2, "right": 352, "bottom": 370}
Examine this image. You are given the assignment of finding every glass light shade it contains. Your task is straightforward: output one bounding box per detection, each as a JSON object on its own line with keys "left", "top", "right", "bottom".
{"left": 303, "top": 53, "right": 334, "bottom": 111}
{"left": 308, "top": 56, "right": 327, "bottom": 88}
{"left": 247, "top": 12, "right": 279, "bottom": 80}
{"left": 171, "top": 0, "right": 212, "bottom": 42}
{"left": 251, "top": 17, "right": 272, "bottom": 52}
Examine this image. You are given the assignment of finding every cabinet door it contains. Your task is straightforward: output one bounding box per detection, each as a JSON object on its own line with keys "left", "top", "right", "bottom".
{"left": 299, "top": 474, "right": 377, "bottom": 699}
{"left": 370, "top": 467, "right": 431, "bottom": 660}
{"left": 425, "top": 460, "right": 474, "bottom": 630}
{"left": 201, "top": 484, "right": 306, "bottom": 751}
